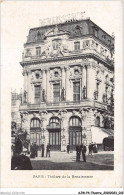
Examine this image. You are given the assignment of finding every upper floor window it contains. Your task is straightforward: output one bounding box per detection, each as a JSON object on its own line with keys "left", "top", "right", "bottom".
{"left": 36, "top": 47, "right": 41, "bottom": 56}
{"left": 95, "top": 116, "right": 100, "bottom": 127}
{"left": 53, "top": 83, "right": 60, "bottom": 102}
{"left": 30, "top": 118, "right": 41, "bottom": 128}
{"left": 49, "top": 117, "right": 60, "bottom": 128}
{"left": 34, "top": 85, "right": 41, "bottom": 103}
{"left": 25, "top": 49, "right": 31, "bottom": 56}
{"left": 69, "top": 116, "right": 82, "bottom": 127}
{"left": 96, "top": 82, "right": 100, "bottom": 98}
{"left": 74, "top": 42, "right": 80, "bottom": 51}
{"left": 83, "top": 40, "right": 90, "bottom": 49}
{"left": 92, "top": 26, "right": 99, "bottom": 37}
{"left": 73, "top": 82, "right": 80, "bottom": 102}
{"left": 52, "top": 39, "right": 61, "bottom": 50}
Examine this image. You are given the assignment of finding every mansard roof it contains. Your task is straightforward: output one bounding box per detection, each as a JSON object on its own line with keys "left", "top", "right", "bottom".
{"left": 25, "top": 19, "right": 114, "bottom": 49}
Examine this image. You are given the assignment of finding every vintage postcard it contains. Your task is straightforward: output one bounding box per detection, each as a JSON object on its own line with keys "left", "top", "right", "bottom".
{"left": 1, "top": 0, "right": 123, "bottom": 190}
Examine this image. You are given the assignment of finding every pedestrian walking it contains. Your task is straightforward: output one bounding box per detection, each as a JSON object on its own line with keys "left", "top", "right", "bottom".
{"left": 88, "top": 142, "right": 93, "bottom": 155}
{"left": 82, "top": 144, "right": 87, "bottom": 162}
{"left": 41, "top": 144, "right": 44, "bottom": 157}
{"left": 11, "top": 138, "right": 32, "bottom": 170}
{"left": 46, "top": 144, "right": 50, "bottom": 157}
{"left": 30, "top": 143, "right": 35, "bottom": 158}
{"left": 67, "top": 144, "right": 70, "bottom": 154}
{"left": 93, "top": 142, "right": 98, "bottom": 153}
{"left": 76, "top": 144, "right": 80, "bottom": 162}
{"left": 34, "top": 142, "right": 38, "bottom": 157}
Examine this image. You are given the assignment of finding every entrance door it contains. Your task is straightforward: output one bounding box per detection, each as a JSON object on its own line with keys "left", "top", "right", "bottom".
{"left": 30, "top": 132, "right": 42, "bottom": 149}
{"left": 30, "top": 118, "right": 41, "bottom": 150}
{"left": 69, "top": 130, "right": 82, "bottom": 150}
{"left": 49, "top": 130, "right": 61, "bottom": 151}
{"left": 69, "top": 116, "right": 82, "bottom": 150}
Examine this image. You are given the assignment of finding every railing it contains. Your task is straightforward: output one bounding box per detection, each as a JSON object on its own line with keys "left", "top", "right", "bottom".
{"left": 22, "top": 47, "right": 114, "bottom": 65}
{"left": 20, "top": 99, "right": 107, "bottom": 111}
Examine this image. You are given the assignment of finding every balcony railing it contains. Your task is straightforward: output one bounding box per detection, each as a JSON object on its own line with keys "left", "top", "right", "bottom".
{"left": 19, "top": 99, "right": 107, "bottom": 111}
{"left": 22, "top": 47, "right": 114, "bottom": 65}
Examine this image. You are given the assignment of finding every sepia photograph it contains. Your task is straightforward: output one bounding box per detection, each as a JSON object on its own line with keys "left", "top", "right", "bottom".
{"left": 11, "top": 6, "right": 114, "bottom": 171}
{"left": 1, "top": 0, "right": 123, "bottom": 189}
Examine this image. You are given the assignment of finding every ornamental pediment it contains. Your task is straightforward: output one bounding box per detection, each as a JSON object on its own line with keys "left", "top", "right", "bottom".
{"left": 45, "top": 26, "right": 70, "bottom": 38}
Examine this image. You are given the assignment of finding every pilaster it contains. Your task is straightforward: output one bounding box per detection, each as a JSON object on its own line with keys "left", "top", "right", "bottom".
{"left": 87, "top": 63, "right": 96, "bottom": 99}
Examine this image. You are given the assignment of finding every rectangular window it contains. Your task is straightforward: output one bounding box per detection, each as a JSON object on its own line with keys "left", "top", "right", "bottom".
{"left": 96, "top": 82, "right": 99, "bottom": 98}
{"left": 73, "top": 82, "right": 80, "bottom": 102}
{"left": 74, "top": 42, "right": 80, "bottom": 51}
{"left": 83, "top": 40, "right": 90, "bottom": 49}
{"left": 36, "top": 47, "right": 41, "bottom": 56}
{"left": 53, "top": 83, "right": 60, "bottom": 102}
{"left": 34, "top": 85, "right": 41, "bottom": 103}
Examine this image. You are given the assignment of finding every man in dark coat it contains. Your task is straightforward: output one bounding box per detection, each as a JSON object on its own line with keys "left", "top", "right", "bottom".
{"left": 89, "top": 142, "right": 93, "bottom": 155}
{"left": 34, "top": 142, "right": 38, "bottom": 157}
{"left": 46, "top": 144, "right": 50, "bottom": 157}
{"left": 67, "top": 144, "right": 70, "bottom": 154}
{"left": 41, "top": 144, "right": 44, "bottom": 157}
{"left": 76, "top": 144, "right": 80, "bottom": 162}
{"left": 30, "top": 143, "right": 35, "bottom": 158}
{"left": 11, "top": 138, "right": 32, "bottom": 170}
{"left": 82, "top": 144, "right": 87, "bottom": 162}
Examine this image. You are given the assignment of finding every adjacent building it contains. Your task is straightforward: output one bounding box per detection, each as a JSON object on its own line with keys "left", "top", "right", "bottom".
{"left": 11, "top": 90, "right": 22, "bottom": 134}
{"left": 20, "top": 18, "right": 114, "bottom": 151}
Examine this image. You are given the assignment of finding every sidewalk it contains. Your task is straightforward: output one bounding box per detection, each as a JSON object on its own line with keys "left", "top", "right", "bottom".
{"left": 30, "top": 151, "right": 114, "bottom": 170}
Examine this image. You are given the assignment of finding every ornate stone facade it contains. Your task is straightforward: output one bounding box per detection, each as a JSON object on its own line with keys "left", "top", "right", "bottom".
{"left": 20, "top": 19, "right": 114, "bottom": 151}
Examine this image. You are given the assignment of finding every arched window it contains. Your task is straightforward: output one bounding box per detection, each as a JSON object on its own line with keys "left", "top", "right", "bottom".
{"left": 30, "top": 118, "right": 41, "bottom": 128}
{"left": 95, "top": 116, "right": 100, "bottom": 127}
{"left": 69, "top": 116, "right": 81, "bottom": 126}
{"left": 49, "top": 117, "right": 60, "bottom": 128}
{"left": 74, "top": 42, "right": 80, "bottom": 51}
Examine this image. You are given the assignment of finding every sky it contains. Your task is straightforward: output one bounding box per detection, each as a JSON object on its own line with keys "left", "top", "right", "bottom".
{"left": 1, "top": 1, "right": 122, "bottom": 93}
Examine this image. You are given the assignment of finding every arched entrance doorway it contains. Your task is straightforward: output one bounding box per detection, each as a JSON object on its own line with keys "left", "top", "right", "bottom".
{"left": 30, "top": 118, "right": 42, "bottom": 150}
{"left": 69, "top": 116, "right": 82, "bottom": 150}
{"left": 47, "top": 117, "right": 61, "bottom": 151}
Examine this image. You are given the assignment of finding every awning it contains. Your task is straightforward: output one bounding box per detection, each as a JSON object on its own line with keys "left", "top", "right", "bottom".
{"left": 91, "top": 126, "right": 114, "bottom": 144}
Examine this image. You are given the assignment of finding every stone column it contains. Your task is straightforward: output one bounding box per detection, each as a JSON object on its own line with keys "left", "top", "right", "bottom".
{"left": 98, "top": 81, "right": 102, "bottom": 102}
{"left": 87, "top": 64, "right": 96, "bottom": 99}
{"left": 65, "top": 66, "right": 70, "bottom": 101}
{"left": 61, "top": 66, "right": 66, "bottom": 101}
{"left": 46, "top": 68, "right": 50, "bottom": 102}
{"left": 101, "top": 71, "right": 105, "bottom": 102}
{"left": 81, "top": 65, "right": 87, "bottom": 99}
{"left": 23, "top": 70, "right": 28, "bottom": 103}
{"left": 27, "top": 70, "right": 32, "bottom": 103}
{"left": 82, "top": 65, "right": 87, "bottom": 90}
{"left": 41, "top": 68, "right": 47, "bottom": 102}
{"left": 42, "top": 69, "right": 46, "bottom": 92}
{"left": 61, "top": 66, "right": 66, "bottom": 89}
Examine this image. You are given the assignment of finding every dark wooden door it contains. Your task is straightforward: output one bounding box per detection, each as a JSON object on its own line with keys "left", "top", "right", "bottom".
{"left": 49, "top": 130, "right": 61, "bottom": 151}
{"left": 69, "top": 130, "right": 82, "bottom": 150}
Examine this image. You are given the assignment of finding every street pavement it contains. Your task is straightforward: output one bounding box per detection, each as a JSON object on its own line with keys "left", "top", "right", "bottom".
{"left": 30, "top": 151, "right": 114, "bottom": 170}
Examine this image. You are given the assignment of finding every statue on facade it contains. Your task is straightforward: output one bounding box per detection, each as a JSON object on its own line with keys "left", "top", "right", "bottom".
{"left": 24, "top": 90, "right": 27, "bottom": 103}
{"left": 82, "top": 86, "right": 86, "bottom": 99}
{"left": 102, "top": 93, "right": 107, "bottom": 103}
{"left": 94, "top": 90, "right": 98, "bottom": 100}
{"left": 42, "top": 89, "right": 46, "bottom": 102}
{"left": 61, "top": 87, "right": 65, "bottom": 101}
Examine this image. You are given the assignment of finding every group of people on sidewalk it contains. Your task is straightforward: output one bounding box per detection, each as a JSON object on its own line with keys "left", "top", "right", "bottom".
{"left": 76, "top": 144, "right": 87, "bottom": 162}
{"left": 30, "top": 143, "right": 50, "bottom": 159}
{"left": 11, "top": 138, "right": 32, "bottom": 170}
{"left": 67, "top": 142, "right": 98, "bottom": 162}
{"left": 88, "top": 142, "right": 98, "bottom": 155}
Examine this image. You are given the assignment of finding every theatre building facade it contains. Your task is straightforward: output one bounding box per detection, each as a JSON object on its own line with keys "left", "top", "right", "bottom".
{"left": 20, "top": 18, "right": 114, "bottom": 151}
